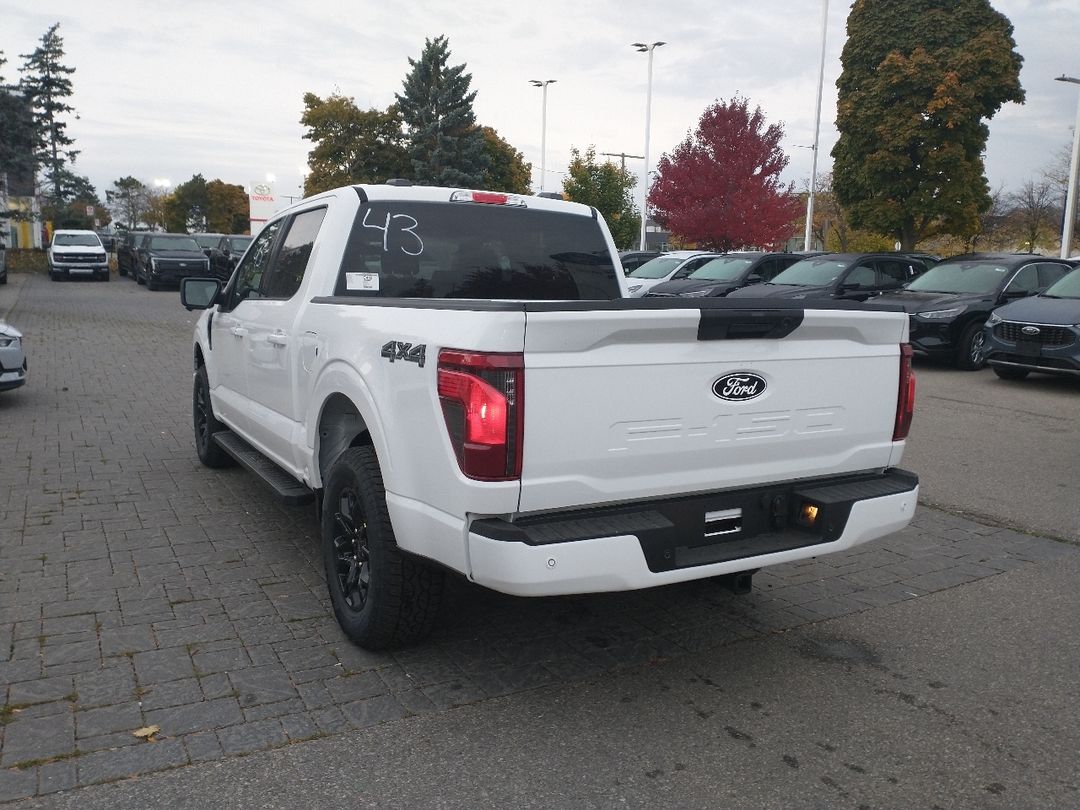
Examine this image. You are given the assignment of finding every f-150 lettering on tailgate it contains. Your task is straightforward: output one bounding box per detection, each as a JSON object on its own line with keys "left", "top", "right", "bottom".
{"left": 608, "top": 405, "right": 844, "bottom": 451}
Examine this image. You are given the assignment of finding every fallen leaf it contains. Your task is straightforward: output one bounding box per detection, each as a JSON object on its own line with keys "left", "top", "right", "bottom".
{"left": 132, "top": 725, "right": 160, "bottom": 740}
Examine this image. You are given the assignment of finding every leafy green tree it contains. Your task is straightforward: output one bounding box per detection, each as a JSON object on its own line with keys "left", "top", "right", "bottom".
{"left": 206, "top": 179, "right": 249, "bottom": 233}
{"left": 562, "top": 146, "right": 640, "bottom": 249}
{"left": 144, "top": 189, "right": 169, "bottom": 231}
{"left": 300, "top": 93, "right": 409, "bottom": 194}
{"left": 395, "top": 36, "right": 488, "bottom": 186}
{"left": 106, "top": 176, "right": 151, "bottom": 229}
{"left": 19, "top": 23, "right": 79, "bottom": 204}
{"left": 832, "top": 0, "right": 1024, "bottom": 250}
{"left": 164, "top": 174, "right": 210, "bottom": 232}
{"left": 478, "top": 126, "right": 531, "bottom": 194}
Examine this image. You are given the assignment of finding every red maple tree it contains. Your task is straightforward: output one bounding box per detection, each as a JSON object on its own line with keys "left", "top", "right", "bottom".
{"left": 648, "top": 97, "right": 800, "bottom": 251}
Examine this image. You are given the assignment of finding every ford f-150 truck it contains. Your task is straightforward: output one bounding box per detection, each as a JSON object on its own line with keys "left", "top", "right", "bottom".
{"left": 180, "top": 184, "right": 918, "bottom": 649}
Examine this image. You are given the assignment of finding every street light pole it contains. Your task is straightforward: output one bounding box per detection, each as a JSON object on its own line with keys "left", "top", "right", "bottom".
{"left": 529, "top": 79, "right": 556, "bottom": 192}
{"left": 633, "top": 41, "right": 665, "bottom": 251}
{"left": 1056, "top": 75, "right": 1080, "bottom": 259}
{"left": 804, "top": 0, "right": 829, "bottom": 252}
{"left": 601, "top": 151, "right": 644, "bottom": 175}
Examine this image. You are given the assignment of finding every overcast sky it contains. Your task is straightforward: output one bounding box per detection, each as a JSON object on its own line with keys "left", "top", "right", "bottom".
{"left": 3, "top": 0, "right": 1078, "bottom": 214}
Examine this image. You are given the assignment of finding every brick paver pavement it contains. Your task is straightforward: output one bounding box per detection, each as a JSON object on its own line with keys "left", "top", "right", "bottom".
{"left": 0, "top": 272, "right": 1075, "bottom": 801}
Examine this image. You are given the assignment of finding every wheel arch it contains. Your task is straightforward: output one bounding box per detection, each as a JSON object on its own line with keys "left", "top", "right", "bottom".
{"left": 315, "top": 392, "right": 376, "bottom": 487}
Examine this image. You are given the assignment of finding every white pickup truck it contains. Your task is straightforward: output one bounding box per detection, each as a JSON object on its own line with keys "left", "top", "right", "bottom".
{"left": 180, "top": 184, "right": 918, "bottom": 649}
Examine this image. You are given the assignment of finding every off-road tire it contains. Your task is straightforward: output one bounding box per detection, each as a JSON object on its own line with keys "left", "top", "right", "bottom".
{"left": 193, "top": 366, "right": 234, "bottom": 468}
{"left": 322, "top": 447, "right": 444, "bottom": 650}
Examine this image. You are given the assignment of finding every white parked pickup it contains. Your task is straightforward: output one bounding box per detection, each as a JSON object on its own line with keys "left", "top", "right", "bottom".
{"left": 181, "top": 184, "right": 918, "bottom": 649}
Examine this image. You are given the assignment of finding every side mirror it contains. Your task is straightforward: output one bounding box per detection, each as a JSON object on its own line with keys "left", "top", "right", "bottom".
{"left": 203, "top": 248, "right": 212, "bottom": 257}
{"left": 1001, "top": 288, "right": 1028, "bottom": 301}
{"left": 181, "top": 277, "right": 222, "bottom": 311}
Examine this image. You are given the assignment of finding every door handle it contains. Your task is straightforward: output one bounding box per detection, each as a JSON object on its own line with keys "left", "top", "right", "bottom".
{"left": 267, "top": 332, "right": 288, "bottom": 347}
{"left": 230, "top": 326, "right": 247, "bottom": 337}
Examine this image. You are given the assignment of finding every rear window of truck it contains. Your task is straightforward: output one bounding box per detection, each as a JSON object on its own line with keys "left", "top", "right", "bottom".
{"left": 335, "top": 202, "right": 621, "bottom": 300}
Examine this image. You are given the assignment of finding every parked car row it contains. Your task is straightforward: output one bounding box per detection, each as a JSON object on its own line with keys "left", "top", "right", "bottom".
{"left": 625, "top": 247, "right": 1077, "bottom": 380}
{"left": 116, "top": 231, "right": 253, "bottom": 289}
{"left": 630, "top": 251, "right": 927, "bottom": 300}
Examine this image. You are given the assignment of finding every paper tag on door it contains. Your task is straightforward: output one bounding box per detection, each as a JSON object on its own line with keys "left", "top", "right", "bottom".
{"left": 345, "top": 272, "right": 380, "bottom": 291}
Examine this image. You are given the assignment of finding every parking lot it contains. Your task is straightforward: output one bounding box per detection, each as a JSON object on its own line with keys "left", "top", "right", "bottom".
{"left": 1, "top": 273, "right": 1078, "bottom": 806}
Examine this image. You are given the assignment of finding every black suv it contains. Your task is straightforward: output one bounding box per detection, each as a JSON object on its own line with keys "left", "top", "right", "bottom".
{"left": 877, "top": 253, "right": 1075, "bottom": 370}
{"left": 645, "top": 252, "right": 806, "bottom": 298}
{"left": 207, "top": 234, "right": 254, "bottom": 281}
{"left": 727, "top": 253, "right": 927, "bottom": 302}
{"left": 135, "top": 233, "right": 211, "bottom": 290}
{"left": 116, "top": 230, "right": 149, "bottom": 278}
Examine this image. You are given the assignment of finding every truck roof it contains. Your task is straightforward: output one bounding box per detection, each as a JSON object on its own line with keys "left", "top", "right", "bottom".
{"left": 286, "top": 184, "right": 597, "bottom": 220}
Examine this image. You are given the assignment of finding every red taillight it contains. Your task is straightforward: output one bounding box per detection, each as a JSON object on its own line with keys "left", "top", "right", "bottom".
{"left": 471, "top": 191, "right": 508, "bottom": 205}
{"left": 448, "top": 190, "right": 526, "bottom": 207}
{"left": 893, "top": 343, "right": 916, "bottom": 441}
{"left": 437, "top": 349, "right": 524, "bottom": 480}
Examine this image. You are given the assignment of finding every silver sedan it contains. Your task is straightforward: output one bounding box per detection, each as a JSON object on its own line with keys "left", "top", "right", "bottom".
{"left": 0, "top": 322, "right": 27, "bottom": 391}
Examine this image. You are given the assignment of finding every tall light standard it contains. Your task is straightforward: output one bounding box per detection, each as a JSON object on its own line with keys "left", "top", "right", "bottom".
{"left": 1056, "top": 75, "right": 1080, "bottom": 259}
{"left": 804, "top": 0, "right": 829, "bottom": 252}
{"left": 529, "top": 79, "right": 556, "bottom": 192}
{"left": 633, "top": 41, "right": 665, "bottom": 250}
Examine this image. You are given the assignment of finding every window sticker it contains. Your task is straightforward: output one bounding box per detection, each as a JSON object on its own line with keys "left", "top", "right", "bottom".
{"left": 345, "top": 272, "right": 380, "bottom": 291}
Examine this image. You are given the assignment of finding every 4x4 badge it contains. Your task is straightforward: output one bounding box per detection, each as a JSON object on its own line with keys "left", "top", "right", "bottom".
{"left": 713, "top": 372, "right": 767, "bottom": 401}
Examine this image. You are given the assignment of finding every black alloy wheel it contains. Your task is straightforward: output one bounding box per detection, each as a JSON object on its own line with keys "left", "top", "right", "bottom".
{"left": 192, "top": 366, "right": 234, "bottom": 468}
{"left": 321, "top": 447, "right": 444, "bottom": 649}
{"left": 331, "top": 489, "right": 371, "bottom": 611}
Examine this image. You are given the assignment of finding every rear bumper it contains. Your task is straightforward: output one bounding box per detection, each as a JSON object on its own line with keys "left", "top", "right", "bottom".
{"left": 467, "top": 469, "right": 918, "bottom": 596}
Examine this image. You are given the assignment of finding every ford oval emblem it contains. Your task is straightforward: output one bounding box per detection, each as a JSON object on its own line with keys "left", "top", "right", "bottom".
{"left": 1021, "top": 325, "right": 1040, "bottom": 336}
{"left": 713, "top": 372, "right": 767, "bottom": 402}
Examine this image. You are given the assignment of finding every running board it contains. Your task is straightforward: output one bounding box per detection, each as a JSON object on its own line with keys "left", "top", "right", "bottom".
{"left": 212, "top": 431, "right": 314, "bottom": 505}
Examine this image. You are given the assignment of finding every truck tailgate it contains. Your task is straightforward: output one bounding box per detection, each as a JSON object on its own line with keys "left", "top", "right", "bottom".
{"left": 518, "top": 303, "right": 908, "bottom": 514}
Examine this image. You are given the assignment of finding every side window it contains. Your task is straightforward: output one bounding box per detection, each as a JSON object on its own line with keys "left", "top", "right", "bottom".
{"left": 262, "top": 208, "right": 328, "bottom": 299}
{"left": 673, "top": 257, "right": 710, "bottom": 279}
{"left": 764, "top": 258, "right": 796, "bottom": 280}
{"left": 846, "top": 264, "right": 876, "bottom": 288}
{"left": 232, "top": 220, "right": 283, "bottom": 305}
{"left": 745, "top": 259, "right": 769, "bottom": 282}
{"left": 1005, "top": 264, "right": 1039, "bottom": 295}
{"left": 876, "top": 260, "right": 909, "bottom": 289}
{"left": 1036, "top": 262, "right": 1071, "bottom": 288}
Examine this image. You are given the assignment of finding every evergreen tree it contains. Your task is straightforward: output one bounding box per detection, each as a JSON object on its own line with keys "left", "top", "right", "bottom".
{"left": 0, "top": 51, "right": 37, "bottom": 195}
{"left": 19, "top": 23, "right": 79, "bottom": 204}
{"left": 831, "top": 0, "right": 1024, "bottom": 249}
{"left": 395, "top": 36, "right": 488, "bottom": 187}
